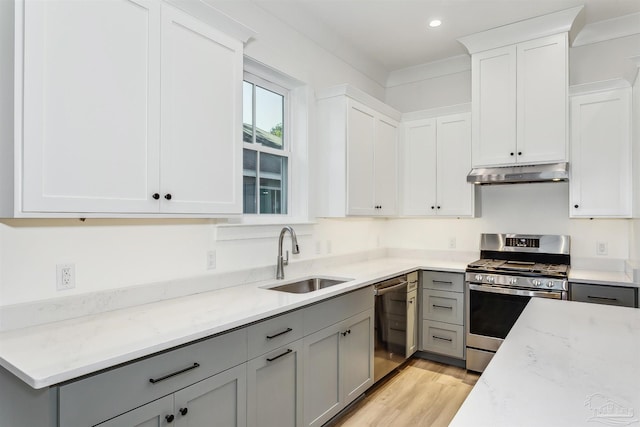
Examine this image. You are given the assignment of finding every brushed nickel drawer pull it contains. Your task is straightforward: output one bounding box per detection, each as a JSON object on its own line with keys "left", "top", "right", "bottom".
{"left": 432, "top": 280, "right": 453, "bottom": 285}
{"left": 267, "top": 348, "right": 293, "bottom": 362}
{"left": 433, "top": 304, "right": 453, "bottom": 310}
{"left": 266, "top": 327, "right": 293, "bottom": 339}
{"left": 433, "top": 335, "right": 453, "bottom": 342}
{"left": 149, "top": 362, "right": 200, "bottom": 384}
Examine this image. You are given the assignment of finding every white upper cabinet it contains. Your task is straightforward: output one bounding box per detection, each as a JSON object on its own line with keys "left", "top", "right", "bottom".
{"left": 570, "top": 87, "right": 632, "bottom": 218}
{"left": 471, "top": 33, "right": 568, "bottom": 167}
{"left": 401, "top": 111, "right": 474, "bottom": 217}
{"left": 21, "top": 0, "right": 161, "bottom": 214}
{"left": 160, "top": 6, "right": 242, "bottom": 214}
{"left": 316, "top": 85, "right": 400, "bottom": 217}
{"left": 15, "top": 0, "right": 245, "bottom": 216}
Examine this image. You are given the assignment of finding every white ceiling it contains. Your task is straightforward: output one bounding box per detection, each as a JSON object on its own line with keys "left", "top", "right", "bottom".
{"left": 252, "top": 0, "right": 640, "bottom": 78}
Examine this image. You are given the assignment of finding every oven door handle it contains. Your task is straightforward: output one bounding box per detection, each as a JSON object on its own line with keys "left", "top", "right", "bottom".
{"left": 374, "top": 281, "right": 408, "bottom": 296}
{"left": 468, "top": 283, "right": 563, "bottom": 299}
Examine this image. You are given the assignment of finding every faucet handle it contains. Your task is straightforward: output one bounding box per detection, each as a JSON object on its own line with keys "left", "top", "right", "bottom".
{"left": 283, "top": 250, "right": 289, "bottom": 266}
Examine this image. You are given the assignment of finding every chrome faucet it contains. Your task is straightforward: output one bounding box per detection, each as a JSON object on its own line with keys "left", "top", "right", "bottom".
{"left": 276, "top": 226, "right": 300, "bottom": 279}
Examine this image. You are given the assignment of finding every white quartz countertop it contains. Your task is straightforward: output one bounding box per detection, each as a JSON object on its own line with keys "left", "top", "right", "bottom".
{"left": 450, "top": 298, "right": 640, "bottom": 427}
{"left": 569, "top": 268, "right": 636, "bottom": 287}
{"left": 0, "top": 257, "right": 468, "bottom": 389}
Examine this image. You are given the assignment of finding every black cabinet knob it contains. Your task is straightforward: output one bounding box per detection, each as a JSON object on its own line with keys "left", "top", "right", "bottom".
{"left": 437, "top": 206, "right": 441, "bottom": 209}
{"left": 164, "top": 194, "right": 172, "bottom": 200}
{"left": 510, "top": 152, "right": 514, "bottom": 156}
{"left": 518, "top": 151, "right": 522, "bottom": 156}
{"left": 574, "top": 204, "right": 579, "bottom": 209}
{"left": 431, "top": 206, "right": 435, "bottom": 210}
{"left": 165, "top": 414, "right": 175, "bottom": 423}
{"left": 179, "top": 408, "right": 188, "bottom": 416}
{"left": 152, "top": 193, "right": 160, "bottom": 200}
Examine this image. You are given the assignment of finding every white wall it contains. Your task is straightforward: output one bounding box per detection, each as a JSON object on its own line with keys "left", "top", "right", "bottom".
{"left": 385, "top": 71, "right": 471, "bottom": 113}
{"left": 630, "top": 66, "right": 640, "bottom": 264}
{"left": 384, "top": 183, "right": 630, "bottom": 261}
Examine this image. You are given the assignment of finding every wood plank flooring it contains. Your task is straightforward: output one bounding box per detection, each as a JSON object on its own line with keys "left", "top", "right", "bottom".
{"left": 329, "top": 358, "right": 480, "bottom": 427}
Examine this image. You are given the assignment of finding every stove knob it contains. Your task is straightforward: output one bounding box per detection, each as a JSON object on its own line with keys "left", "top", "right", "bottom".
{"left": 546, "top": 281, "right": 554, "bottom": 288}
{"left": 475, "top": 274, "right": 483, "bottom": 282}
{"left": 509, "top": 278, "right": 518, "bottom": 285}
{"left": 487, "top": 276, "right": 495, "bottom": 283}
{"left": 532, "top": 279, "right": 541, "bottom": 287}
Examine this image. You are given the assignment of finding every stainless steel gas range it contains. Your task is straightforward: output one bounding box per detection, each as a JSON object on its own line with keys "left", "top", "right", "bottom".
{"left": 465, "top": 233, "right": 570, "bottom": 373}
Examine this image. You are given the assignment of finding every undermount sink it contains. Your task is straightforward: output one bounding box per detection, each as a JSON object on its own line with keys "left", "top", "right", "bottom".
{"left": 265, "top": 276, "right": 351, "bottom": 294}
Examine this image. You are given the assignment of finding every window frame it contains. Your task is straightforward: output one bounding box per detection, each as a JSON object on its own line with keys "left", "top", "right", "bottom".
{"left": 242, "top": 71, "right": 291, "bottom": 217}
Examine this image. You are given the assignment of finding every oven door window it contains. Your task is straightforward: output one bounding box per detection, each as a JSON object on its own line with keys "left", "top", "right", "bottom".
{"left": 469, "top": 288, "right": 530, "bottom": 339}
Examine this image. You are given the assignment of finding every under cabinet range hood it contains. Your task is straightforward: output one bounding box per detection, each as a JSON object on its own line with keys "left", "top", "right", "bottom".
{"left": 467, "top": 162, "right": 569, "bottom": 185}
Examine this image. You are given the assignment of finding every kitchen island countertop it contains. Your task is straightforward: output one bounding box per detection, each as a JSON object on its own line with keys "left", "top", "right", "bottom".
{"left": 450, "top": 298, "right": 640, "bottom": 426}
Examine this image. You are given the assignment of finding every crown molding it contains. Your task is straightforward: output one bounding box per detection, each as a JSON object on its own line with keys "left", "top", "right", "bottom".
{"left": 573, "top": 12, "right": 640, "bottom": 47}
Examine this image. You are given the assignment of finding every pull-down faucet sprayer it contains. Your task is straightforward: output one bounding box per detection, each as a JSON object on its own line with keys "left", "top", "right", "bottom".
{"left": 276, "top": 226, "right": 300, "bottom": 280}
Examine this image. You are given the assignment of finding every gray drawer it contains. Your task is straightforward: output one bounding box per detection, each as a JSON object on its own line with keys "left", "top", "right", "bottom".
{"left": 422, "top": 289, "right": 464, "bottom": 325}
{"left": 421, "top": 320, "right": 464, "bottom": 359}
{"left": 303, "top": 286, "right": 374, "bottom": 336}
{"left": 248, "top": 309, "right": 304, "bottom": 359}
{"left": 422, "top": 271, "right": 464, "bottom": 293}
{"left": 570, "top": 283, "right": 637, "bottom": 308}
{"left": 59, "top": 328, "right": 247, "bottom": 427}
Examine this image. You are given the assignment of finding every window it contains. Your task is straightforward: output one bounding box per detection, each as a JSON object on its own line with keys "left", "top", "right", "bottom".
{"left": 242, "top": 74, "right": 289, "bottom": 215}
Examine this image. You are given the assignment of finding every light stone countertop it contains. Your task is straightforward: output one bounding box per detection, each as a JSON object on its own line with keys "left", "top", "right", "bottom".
{"left": 569, "top": 268, "right": 636, "bottom": 287}
{"left": 0, "top": 253, "right": 635, "bottom": 391}
{"left": 0, "top": 257, "right": 468, "bottom": 389}
{"left": 450, "top": 298, "right": 640, "bottom": 427}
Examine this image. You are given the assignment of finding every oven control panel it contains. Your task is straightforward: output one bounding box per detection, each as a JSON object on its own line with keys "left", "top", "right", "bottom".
{"left": 465, "top": 272, "right": 568, "bottom": 291}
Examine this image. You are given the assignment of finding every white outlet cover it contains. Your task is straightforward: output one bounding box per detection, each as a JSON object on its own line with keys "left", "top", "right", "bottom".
{"left": 207, "top": 250, "right": 217, "bottom": 270}
{"left": 56, "top": 264, "right": 76, "bottom": 290}
{"left": 596, "top": 242, "right": 608, "bottom": 256}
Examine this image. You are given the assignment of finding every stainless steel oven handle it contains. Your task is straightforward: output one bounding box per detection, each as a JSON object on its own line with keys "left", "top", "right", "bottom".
{"left": 468, "top": 283, "right": 563, "bottom": 299}
{"left": 374, "top": 281, "right": 408, "bottom": 296}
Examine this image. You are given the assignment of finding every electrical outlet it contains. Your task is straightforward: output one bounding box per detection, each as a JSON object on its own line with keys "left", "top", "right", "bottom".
{"left": 596, "top": 242, "right": 608, "bottom": 256}
{"left": 315, "top": 241, "right": 322, "bottom": 255}
{"left": 326, "top": 240, "right": 332, "bottom": 254}
{"left": 56, "top": 264, "right": 75, "bottom": 290}
{"left": 449, "top": 237, "right": 457, "bottom": 249}
{"left": 207, "top": 250, "right": 216, "bottom": 270}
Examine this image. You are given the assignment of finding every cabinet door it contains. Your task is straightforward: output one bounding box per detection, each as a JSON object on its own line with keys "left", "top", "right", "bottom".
{"left": 374, "top": 118, "right": 399, "bottom": 216}
{"left": 347, "top": 102, "right": 376, "bottom": 215}
{"left": 160, "top": 5, "right": 242, "bottom": 214}
{"left": 400, "top": 119, "right": 437, "bottom": 216}
{"left": 517, "top": 34, "right": 567, "bottom": 164}
{"left": 303, "top": 321, "right": 343, "bottom": 427}
{"left": 436, "top": 113, "right": 474, "bottom": 217}
{"left": 341, "top": 309, "right": 374, "bottom": 406}
{"left": 471, "top": 45, "right": 517, "bottom": 167}
{"left": 98, "top": 395, "right": 174, "bottom": 427}
{"left": 570, "top": 89, "right": 631, "bottom": 218}
{"left": 21, "top": 0, "right": 161, "bottom": 213}
{"left": 174, "top": 364, "right": 247, "bottom": 427}
{"left": 406, "top": 289, "right": 418, "bottom": 357}
{"left": 247, "top": 340, "right": 303, "bottom": 427}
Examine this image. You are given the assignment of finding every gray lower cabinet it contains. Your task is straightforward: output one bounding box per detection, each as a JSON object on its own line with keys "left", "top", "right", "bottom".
{"left": 570, "top": 282, "right": 637, "bottom": 308}
{"left": 99, "top": 364, "right": 247, "bottom": 427}
{"left": 246, "top": 340, "right": 304, "bottom": 427}
{"left": 98, "top": 395, "right": 174, "bottom": 427}
{"left": 303, "top": 308, "right": 374, "bottom": 427}
{"left": 420, "top": 271, "right": 465, "bottom": 360}
{"left": 1, "top": 287, "right": 375, "bottom": 427}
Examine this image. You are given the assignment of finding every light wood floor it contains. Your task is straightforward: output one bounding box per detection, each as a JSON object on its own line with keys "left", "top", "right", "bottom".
{"left": 329, "top": 358, "right": 480, "bottom": 427}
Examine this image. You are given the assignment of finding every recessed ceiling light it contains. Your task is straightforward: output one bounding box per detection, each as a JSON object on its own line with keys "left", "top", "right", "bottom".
{"left": 429, "top": 19, "right": 442, "bottom": 28}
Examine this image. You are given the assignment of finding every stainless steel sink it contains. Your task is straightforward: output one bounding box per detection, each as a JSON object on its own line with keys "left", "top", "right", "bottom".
{"left": 265, "top": 276, "right": 351, "bottom": 294}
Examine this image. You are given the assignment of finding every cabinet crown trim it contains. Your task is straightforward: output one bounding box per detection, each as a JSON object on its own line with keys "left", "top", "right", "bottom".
{"left": 316, "top": 84, "right": 402, "bottom": 121}
{"left": 458, "top": 5, "right": 584, "bottom": 54}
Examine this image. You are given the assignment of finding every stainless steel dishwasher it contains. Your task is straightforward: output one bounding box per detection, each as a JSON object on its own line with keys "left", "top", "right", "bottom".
{"left": 373, "top": 271, "right": 418, "bottom": 383}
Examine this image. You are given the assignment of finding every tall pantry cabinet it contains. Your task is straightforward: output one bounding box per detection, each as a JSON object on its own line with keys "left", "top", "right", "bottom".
{"left": 9, "top": 0, "right": 250, "bottom": 217}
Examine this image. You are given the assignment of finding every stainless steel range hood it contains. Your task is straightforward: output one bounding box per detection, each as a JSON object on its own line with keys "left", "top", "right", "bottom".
{"left": 467, "top": 162, "right": 569, "bottom": 185}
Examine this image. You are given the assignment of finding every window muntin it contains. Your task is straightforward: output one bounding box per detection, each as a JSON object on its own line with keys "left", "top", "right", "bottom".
{"left": 242, "top": 75, "right": 289, "bottom": 215}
